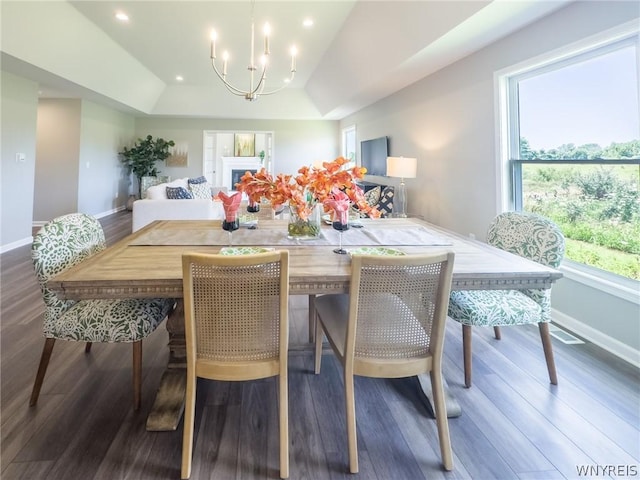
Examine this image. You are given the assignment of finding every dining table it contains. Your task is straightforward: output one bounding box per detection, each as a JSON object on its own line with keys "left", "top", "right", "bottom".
{"left": 47, "top": 217, "right": 563, "bottom": 431}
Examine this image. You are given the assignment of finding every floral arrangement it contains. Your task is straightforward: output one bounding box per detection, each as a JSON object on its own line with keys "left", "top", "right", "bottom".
{"left": 236, "top": 157, "right": 381, "bottom": 220}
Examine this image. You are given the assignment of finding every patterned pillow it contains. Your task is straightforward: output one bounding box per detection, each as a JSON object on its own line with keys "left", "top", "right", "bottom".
{"left": 188, "top": 176, "right": 208, "bottom": 185}
{"left": 377, "top": 186, "right": 394, "bottom": 217}
{"left": 189, "top": 182, "right": 211, "bottom": 199}
{"left": 166, "top": 186, "right": 193, "bottom": 199}
{"left": 363, "top": 186, "right": 382, "bottom": 207}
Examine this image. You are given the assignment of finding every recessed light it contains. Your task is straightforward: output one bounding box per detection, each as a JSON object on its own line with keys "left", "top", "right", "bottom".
{"left": 115, "top": 11, "right": 129, "bottom": 22}
{"left": 303, "top": 18, "right": 313, "bottom": 28}
{"left": 176, "top": 75, "right": 184, "bottom": 82}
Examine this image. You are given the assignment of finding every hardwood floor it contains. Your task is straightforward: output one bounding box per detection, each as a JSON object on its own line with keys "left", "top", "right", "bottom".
{"left": 2, "top": 210, "right": 638, "bottom": 479}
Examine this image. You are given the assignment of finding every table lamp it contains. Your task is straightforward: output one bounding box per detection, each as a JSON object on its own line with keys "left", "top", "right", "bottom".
{"left": 386, "top": 156, "right": 417, "bottom": 217}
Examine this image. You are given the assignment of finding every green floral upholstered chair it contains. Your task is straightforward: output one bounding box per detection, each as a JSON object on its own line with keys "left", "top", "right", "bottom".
{"left": 447, "top": 211, "right": 565, "bottom": 387}
{"left": 30, "top": 213, "right": 175, "bottom": 410}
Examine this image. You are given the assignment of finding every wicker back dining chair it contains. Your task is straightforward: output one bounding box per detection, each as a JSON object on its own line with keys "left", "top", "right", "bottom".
{"left": 181, "top": 250, "right": 290, "bottom": 479}
{"left": 30, "top": 213, "right": 174, "bottom": 410}
{"left": 314, "top": 251, "right": 455, "bottom": 474}
{"left": 448, "top": 211, "right": 565, "bottom": 387}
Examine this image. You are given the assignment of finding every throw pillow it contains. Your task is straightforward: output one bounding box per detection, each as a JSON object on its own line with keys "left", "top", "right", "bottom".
{"left": 146, "top": 184, "right": 168, "bottom": 200}
{"left": 188, "top": 176, "right": 208, "bottom": 184}
{"left": 363, "top": 186, "right": 382, "bottom": 207}
{"left": 166, "top": 186, "right": 193, "bottom": 199}
{"left": 377, "top": 186, "right": 394, "bottom": 217}
{"left": 189, "top": 182, "right": 211, "bottom": 200}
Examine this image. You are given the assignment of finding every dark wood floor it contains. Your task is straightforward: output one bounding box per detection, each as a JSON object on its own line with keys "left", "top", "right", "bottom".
{"left": 2, "top": 210, "right": 638, "bottom": 479}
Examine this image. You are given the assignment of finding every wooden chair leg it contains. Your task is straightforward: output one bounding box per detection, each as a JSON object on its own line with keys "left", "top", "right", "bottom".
{"left": 279, "top": 369, "right": 289, "bottom": 479}
{"left": 493, "top": 326, "right": 501, "bottom": 340}
{"left": 30, "top": 338, "right": 56, "bottom": 406}
{"left": 344, "top": 369, "right": 358, "bottom": 473}
{"left": 430, "top": 366, "right": 453, "bottom": 471}
{"left": 181, "top": 365, "right": 196, "bottom": 479}
{"left": 538, "top": 322, "right": 558, "bottom": 385}
{"left": 132, "top": 341, "right": 142, "bottom": 410}
{"left": 314, "top": 315, "right": 323, "bottom": 374}
{"left": 85, "top": 342, "right": 92, "bottom": 353}
{"left": 462, "top": 325, "right": 472, "bottom": 388}
{"left": 308, "top": 294, "right": 316, "bottom": 343}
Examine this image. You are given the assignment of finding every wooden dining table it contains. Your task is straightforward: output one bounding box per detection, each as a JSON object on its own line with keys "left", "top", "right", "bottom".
{"left": 48, "top": 217, "right": 562, "bottom": 430}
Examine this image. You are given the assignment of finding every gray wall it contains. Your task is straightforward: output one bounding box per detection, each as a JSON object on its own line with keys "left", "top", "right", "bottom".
{"left": 78, "top": 101, "right": 135, "bottom": 214}
{"left": 34, "top": 99, "right": 81, "bottom": 221}
{"left": 34, "top": 99, "right": 135, "bottom": 222}
{"left": 133, "top": 117, "right": 339, "bottom": 179}
{"left": 0, "top": 71, "right": 38, "bottom": 248}
{"left": 341, "top": 1, "right": 640, "bottom": 359}
{"left": 1, "top": 82, "right": 136, "bottom": 247}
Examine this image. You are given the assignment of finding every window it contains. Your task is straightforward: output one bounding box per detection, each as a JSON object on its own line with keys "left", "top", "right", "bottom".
{"left": 499, "top": 24, "right": 639, "bottom": 282}
{"left": 342, "top": 125, "right": 356, "bottom": 163}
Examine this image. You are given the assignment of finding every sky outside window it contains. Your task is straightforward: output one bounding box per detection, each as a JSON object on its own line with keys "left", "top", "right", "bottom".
{"left": 518, "top": 45, "right": 639, "bottom": 152}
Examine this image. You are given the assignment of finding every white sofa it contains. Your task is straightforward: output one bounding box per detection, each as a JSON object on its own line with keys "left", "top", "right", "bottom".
{"left": 132, "top": 178, "right": 224, "bottom": 232}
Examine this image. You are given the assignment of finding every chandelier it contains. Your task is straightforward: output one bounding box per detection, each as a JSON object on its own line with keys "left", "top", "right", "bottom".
{"left": 209, "top": 2, "right": 297, "bottom": 101}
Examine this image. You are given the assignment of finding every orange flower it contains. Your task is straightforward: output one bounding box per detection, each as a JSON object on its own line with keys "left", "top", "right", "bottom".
{"left": 235, "top": 157, "right": 381, "bottom": 220}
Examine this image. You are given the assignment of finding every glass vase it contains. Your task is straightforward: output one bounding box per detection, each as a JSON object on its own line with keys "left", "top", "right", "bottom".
{"left": 287, "top": 204, "right": 321, "bottom": 239}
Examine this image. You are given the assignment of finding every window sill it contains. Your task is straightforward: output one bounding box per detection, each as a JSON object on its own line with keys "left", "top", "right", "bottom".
{"left": 560, "top": 260, "right": 640, "bottom": 305}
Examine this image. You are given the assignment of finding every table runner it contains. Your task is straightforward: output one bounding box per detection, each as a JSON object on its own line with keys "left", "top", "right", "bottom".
{"left": 129, "top": 224, "right": 452, "bottom": 247}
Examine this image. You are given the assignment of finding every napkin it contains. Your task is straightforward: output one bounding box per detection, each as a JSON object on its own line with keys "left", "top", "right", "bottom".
{"left": 324, "top": 189, "right": 350, "bottom": 225}
{"left": 218, "top": 191, "right": 242, "bottom": 222}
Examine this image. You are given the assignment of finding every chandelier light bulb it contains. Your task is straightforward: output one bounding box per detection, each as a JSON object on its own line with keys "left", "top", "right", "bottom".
{"left": 290, "top": 46, "right": 297, "bottom": 72}
{"left": 210, "top": 29, "right": 217, "bottom": 58}
{"left": 263, "top": 22, "right": 271, "bottom": 55}
{"left": 222, "top": 51, "right": 229, "bottom": 76}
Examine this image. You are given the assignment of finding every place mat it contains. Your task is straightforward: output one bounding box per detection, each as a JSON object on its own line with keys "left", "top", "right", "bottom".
{"left": 220, "top": 246, "right": 274, "bottom": 255}
{"left": 348, "top": 247, "right": 405, "bottom": 256}
{"left": 322, "top": 226, "right": 452, "bottom": 246}
{"left": 129, "top": 224, "right": 452, "bottom": 247}
{"left": 129, "top": 228, "right": 325, "bottom": 246}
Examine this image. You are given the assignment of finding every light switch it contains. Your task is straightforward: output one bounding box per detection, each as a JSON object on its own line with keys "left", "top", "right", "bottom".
{"left": 16, "top": 153, "right": 25, "bottom": 163}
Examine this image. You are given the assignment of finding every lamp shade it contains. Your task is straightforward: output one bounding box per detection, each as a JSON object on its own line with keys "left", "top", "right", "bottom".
{"left": 386, "top": 156, "right": 417, "bottom": 179}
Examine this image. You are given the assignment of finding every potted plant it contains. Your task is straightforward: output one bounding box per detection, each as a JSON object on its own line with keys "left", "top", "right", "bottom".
{"left": 119, "top": 135, "right": 175, "bottom": 198}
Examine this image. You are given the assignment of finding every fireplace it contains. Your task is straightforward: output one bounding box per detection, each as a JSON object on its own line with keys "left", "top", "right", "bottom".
{"left": 231, "top": 169, "right": 256, "bottom": 188}
{"left": 221, "top": 157, "right": 262, "bottom": 191}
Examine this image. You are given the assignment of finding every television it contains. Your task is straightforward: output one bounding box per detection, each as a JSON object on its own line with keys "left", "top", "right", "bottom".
{"left": 360, "top": 136, "right": 388, "bottom": 176}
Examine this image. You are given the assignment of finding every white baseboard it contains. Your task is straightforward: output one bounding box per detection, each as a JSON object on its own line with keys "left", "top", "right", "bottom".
{"left": 552, "top": 308, "right": 640, "bottom": 368}
{"left": 0, "top": 236, "right": 33, "bottom": 254}
{"left": 94, "top": 205, "right": 126, "bottom": 219}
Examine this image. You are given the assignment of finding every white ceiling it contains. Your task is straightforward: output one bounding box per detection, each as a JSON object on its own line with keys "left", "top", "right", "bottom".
{"left": 1, "top": 0, "right": 572, "bottom": 120}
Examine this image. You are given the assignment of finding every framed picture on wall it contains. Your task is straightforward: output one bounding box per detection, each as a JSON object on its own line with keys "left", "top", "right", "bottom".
{"left": 234, "top": 133, "right": 255, "bottom": 157}
{"left": 166, "top": 141, "right": 188, "bottom": 167}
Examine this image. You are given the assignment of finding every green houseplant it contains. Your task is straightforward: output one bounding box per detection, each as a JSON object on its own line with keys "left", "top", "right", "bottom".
{"left": 119, "top": 135, "right": 175, "bottom": 198}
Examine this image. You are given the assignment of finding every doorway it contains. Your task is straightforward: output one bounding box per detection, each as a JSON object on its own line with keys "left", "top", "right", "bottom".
{"left": 203, "top": 130, "right": 273, "bottom": 190}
